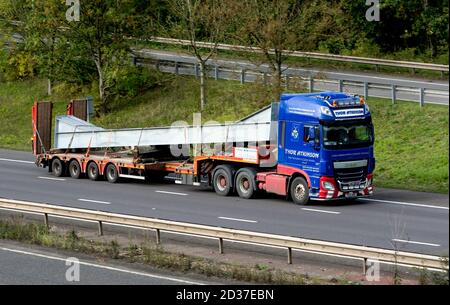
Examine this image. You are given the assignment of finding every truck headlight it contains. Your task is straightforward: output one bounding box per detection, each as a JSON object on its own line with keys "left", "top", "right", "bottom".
{"left": 321, "top": 181, "right": 335, "bottom": 191}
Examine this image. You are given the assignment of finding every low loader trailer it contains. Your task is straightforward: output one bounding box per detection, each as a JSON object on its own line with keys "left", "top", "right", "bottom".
{"left": 32, "top": 92, "right": 375, "bottom": 205}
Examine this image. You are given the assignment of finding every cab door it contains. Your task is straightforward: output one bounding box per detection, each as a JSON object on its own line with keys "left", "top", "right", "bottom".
{"left": 283, "top": 121, "right": 320, "bottom": 172}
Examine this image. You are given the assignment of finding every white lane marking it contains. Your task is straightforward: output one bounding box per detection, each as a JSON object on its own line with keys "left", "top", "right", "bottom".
{"left": 37, "top": 176, "right": 66, "bottom": 181}
{"left": 155, "top": 190, "right": 188, "bottom": 196}
{"left": 218, "top": 216, "right": 258, "bottom": 223}
{"left": 359, "top": 198, "right": 449, "bottom": 210}
{"left": 301, "top": 208, "right": 341, "bottom": 215}
{"left": 0, "top": 246, "right": 203, "bottom": 285}
{"left": 0, "top": 158, "right": 34, "bottom": 164}
{"left": 78, "top": 198, "right": 111, "bottom": 205}
{"left": 392, "top": 239, "right": 441, "bottom": 247}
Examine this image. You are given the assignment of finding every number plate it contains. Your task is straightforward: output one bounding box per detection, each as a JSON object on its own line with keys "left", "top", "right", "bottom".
{"left": 345, "top": 192, "right": 357, "bottom": 198}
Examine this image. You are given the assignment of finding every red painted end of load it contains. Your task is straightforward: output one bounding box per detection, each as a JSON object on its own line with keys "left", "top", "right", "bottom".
{"left": 66, "top": 101, "right": 74, "bottom": 115}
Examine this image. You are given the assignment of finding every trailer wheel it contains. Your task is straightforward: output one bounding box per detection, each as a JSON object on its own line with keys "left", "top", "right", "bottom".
{"left": 69, "top": 160, "right": 82, "bottom": 179}
{"left": 290, "top": 177, "right": 309, "bottom": 205}
{"left": 235, "top": 168, "right": 257, "bottom": 199}
{"left": 212, "top": 166, "right": 234, "bottom": 196}
{"left": 105, "top": 163, "right": 119, "bottom": 183}
{"left": 87, "top": 162, "right": 100, "bottom": 181}
{"left": 52, "top": 158, "right": 65, "bottom": 177}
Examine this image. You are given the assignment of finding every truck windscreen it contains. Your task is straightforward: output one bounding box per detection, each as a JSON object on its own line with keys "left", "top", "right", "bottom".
{"left": 322, "top": 121, "right": 374, "bottom": 149}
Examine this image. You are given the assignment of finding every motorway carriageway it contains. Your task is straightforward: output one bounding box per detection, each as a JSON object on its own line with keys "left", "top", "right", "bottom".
{"left": 0, "top": 149, "right": 448, "bottom": 256}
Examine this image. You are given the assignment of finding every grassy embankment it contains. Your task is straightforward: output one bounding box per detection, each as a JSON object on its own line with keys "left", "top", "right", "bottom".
{"left": 0, "top": 76, "right": 448, "bottom": 193}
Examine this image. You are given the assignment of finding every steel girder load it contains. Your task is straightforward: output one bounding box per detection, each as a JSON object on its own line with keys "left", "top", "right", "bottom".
{"left": 54, "top": 103, "right": 278, "bottom": 149}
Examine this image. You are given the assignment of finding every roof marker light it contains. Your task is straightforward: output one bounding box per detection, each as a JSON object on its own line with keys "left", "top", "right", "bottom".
{"left": 360, "top": 97, "right": 365, "bottom": 105}
{"left": 332, "top": 100, "right": 338, "bottom": 107}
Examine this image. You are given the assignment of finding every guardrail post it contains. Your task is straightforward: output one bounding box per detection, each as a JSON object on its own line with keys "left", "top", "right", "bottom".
{"left": 132, "top": 56, "right": 137, "bottom": 67}
{"left": 364, "top": 82, "right": 369, "bottom": 101}
{"left": 98, "top": 221, "right": 103, "bottom": 236}
{"left": 155, "top": 60, "right": 160, "bottom": 71}
{"left": 285, "top": 75, "right": 289, "bottom": 89}
{"left": 308, "top": 76, "right": 314, "bottom": 93}
{"left": 155, "top": 229, "right": 161, "bottom": 244}
{"left": 362, "top": 258, "right": 368, "bottom": 275}
{"left": 419, "top": 88, "right": 424, "bottom": 107}
{"left": 338, "top": 79, "right": 343, "bottom": 92}
{"left": 240, "top": 69, "right": 245, "bottom": 84}
{"left": 218, "top": 238, "right": 224, "bottom": 254}
{"left": 375, "top": 65, "right": 379, "bottom": 72}
{"left": 194, "top": 63, "right": 199, "bottom": 79}
{"left": 43, "top": 213, "right": 49, "bottom": 228}
{"left": 391, "top": 85, "right": 396, "bottom": 104}
{"left": 214, "top": 65, "right": 219, "bottom": 80}
{"left": 263, "top": 72, "right": 268, "bottom": 86}
{"left": 174, "top": 62, "right": 179, "bottom": 75}
{"left": 287, "top": 247, "right": 292, "bottom": 264}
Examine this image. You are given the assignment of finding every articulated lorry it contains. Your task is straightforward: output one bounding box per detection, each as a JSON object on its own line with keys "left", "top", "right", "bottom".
{"left": 32, "top": 92, "right": 375, "bottom": 205}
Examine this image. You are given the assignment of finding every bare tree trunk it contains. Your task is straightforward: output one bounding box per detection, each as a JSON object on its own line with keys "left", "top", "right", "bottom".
{"left": 47, "top": 78, "right": 52, "bottom": 96}
{"left": 274, "top": 61, "right": 283, "bottom": 101}
{"left": 94, "top": 58, "right": 108, "bottom": 114}
{"left": 199, "top": 61, "right": 206, "bottom": 111}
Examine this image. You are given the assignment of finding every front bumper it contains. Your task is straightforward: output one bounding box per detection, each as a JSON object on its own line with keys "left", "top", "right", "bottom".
{"left": 310, "top": 185, "right": 374, "bottom": 201}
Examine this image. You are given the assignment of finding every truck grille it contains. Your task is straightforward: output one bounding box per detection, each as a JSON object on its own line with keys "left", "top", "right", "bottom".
{"left": 334, "top": 166, "right": 367, "bottom": 191}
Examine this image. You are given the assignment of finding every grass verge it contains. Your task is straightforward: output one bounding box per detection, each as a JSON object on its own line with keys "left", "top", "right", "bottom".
{"left": 0, "top": 216, "right": 338, "bottom": 285}
{"left": 0, "top": 76, "right": 448, "bottom": 193}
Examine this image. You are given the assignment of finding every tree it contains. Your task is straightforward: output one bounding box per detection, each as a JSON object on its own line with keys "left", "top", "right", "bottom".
{"left": 64, "top": 0, "right": 154, "bottom": 114}
{"left": 167, "top": 0, "right": 228, "bottom": 111}
{"left": 25, "top": 0, "right": 67, "bottom": 95}
{"left": 231, "top": 0, "right": 346, "bottom": 97}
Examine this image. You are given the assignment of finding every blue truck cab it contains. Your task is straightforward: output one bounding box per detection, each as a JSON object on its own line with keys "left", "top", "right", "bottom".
{"left": 277, "top": 92, "right": 375, "bottom": 203}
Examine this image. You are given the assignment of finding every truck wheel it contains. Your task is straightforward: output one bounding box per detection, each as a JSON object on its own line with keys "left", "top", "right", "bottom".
{"left": 69, "top": 160, "right": 82, "bottom": 179}
{"left": 87, "top": 162, "right": 100, "bottom": 181}
{"left": 290, "top": 177, "right": 309, "bottom": 205}
{"left": 235, "top": 168, "right": 256, "bottom": 199}
{"left": 213, "top": 166, "right": 234, "bottom": 196}
{"left": 105, "top": 163, "right": 119, "bottom": 183}
{"left": 52, "top": 158, "right": 65, "bottom": 177}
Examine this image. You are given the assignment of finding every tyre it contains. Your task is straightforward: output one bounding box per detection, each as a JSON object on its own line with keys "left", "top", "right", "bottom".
{"left": 105, "top": 163, "right": 119, "bottom": 183}
{"left": 52, "top": 158, "right": 65, "bottom": 177}
{"left": 212, "top": 165, "right": 234, "bottom": 196}
{"left": 87, "top": 162, "right": 100, "bottom": 181}
{"left": 68, "top": 160, "right": 82, "bottom": 179}
{"left": 290, "top": 176, "right": 309, "bottom": 205}
{"left": 235, "top": 168, "right": 257, "bottom": 199}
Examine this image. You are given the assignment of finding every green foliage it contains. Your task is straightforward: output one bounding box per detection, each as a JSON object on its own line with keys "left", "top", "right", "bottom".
{"left": 0, "top": 51, "right": 36, "bottom": 81}
{"left": 107, "top": 65, "right": 158, "bottom": 99}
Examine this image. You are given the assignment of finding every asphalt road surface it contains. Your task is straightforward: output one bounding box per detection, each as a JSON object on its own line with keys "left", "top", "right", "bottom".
{"left": 0, "top": 149, "right": 448, "bottom": 256}
{"left": 0, "top": 241, "right": 205, "bottom": 285}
